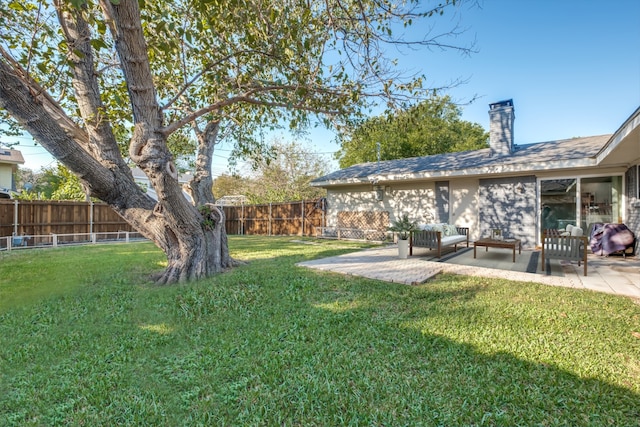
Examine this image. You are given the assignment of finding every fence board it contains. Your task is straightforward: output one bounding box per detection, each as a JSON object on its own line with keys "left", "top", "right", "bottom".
{"left": 1, "top": 199, "right": 326, "bottom": 238}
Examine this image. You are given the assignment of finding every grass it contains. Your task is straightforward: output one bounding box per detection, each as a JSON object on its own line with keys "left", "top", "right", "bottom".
{"left": 1, "top": 236, "right": 639, "bottom": 426}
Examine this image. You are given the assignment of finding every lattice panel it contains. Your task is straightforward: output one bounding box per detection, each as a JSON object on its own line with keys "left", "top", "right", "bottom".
{"left": 337, "top": 211, "right": 389, "bottom": 232}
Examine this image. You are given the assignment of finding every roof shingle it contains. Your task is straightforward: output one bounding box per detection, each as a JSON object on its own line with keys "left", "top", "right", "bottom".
{"left": 313, "top": 135, "right": 610, "bottom": 186}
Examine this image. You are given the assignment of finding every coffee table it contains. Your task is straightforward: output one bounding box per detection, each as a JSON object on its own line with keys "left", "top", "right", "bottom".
{"left": 474, "top": 238, "right": 522, "bottom": 262}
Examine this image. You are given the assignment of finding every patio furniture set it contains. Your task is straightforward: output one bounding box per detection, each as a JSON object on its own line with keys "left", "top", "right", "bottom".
{"left": 406, "top": 222, "right": 636, "bottom": 277}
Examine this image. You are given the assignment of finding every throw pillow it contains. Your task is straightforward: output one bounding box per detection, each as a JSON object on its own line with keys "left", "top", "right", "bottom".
{"left": 431, "top": 224, "right": 445, "bottom": 234}
{"left": 444, "top": 224, "right": 459, "bottom": 236}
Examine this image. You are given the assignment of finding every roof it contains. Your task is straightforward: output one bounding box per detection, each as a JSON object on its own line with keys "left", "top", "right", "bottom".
{"left": 215, "top": 195, "right": 249, "bottom": 206}
{"left": 312, "top": 135, "right": 611, "bottom": 187}
{"left": 0, "top": 148, "right": 25, "bottom": 165}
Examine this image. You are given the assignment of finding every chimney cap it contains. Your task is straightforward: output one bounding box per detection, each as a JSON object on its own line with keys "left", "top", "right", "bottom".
{"left": 489, "top": 99, "right": 513, "bottom": 109}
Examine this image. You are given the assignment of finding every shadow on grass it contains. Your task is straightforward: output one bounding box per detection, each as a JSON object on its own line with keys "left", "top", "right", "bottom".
{"left": 2, "top": 237, "right": 638, "bottom": 425}
{"left": 300, "top": 279, "right": 640, "bottom": 425}
{"left": 168, "top": 264, "right": 640, "bottom": 425}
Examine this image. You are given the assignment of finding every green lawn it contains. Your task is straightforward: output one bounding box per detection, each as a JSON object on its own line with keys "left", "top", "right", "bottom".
{"left": 1, "top": 236, "right": 639, "bottom": 426}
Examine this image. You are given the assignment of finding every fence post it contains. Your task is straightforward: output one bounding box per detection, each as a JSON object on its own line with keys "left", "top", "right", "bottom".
{"left": 126, "top": 231, "right": 130, "bottom": 243}
{"left": 13, "top": 199, "right": 18, "bottom": 236}
{"left": 89, "top": 201, "right": 94, "bottom": 235}
{"left": 241, "top": 202, "right": 245, "bottom": 235}
{"left": 7, "top": 236, "right": 12, "bottom": 251}
{"left": 91, "top": 233, "right": 97, "bottom": 244}
{"left": 53, "top": 234, "right": 58, "bottom": 247}
{"left": 269, "top": 203, "right": 272, "bottom": 236}
{"left": 301, "top": 200, "right": 305, "bottom": 237}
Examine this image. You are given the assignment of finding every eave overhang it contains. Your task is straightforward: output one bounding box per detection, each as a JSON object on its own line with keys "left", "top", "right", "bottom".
{"left": 595, "top": 106, "right": 640, "bottom": 167}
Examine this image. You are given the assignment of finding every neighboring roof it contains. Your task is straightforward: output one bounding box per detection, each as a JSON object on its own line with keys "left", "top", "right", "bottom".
{"left": 130, "top": 167, "right": 194, "bottom": 202}
{"left": 312, "top": 135, "right": 611, "bottom": 187}
{"left": 0, "top": 148, "right": 25, "bottom": 165}
{"left": 216, "top": 195, "right": 249, "bottom": 206}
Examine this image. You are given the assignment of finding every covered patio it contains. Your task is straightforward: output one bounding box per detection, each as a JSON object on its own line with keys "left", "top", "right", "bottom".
{"left": 298, "top": 244, "right": 640, "bottom": 299}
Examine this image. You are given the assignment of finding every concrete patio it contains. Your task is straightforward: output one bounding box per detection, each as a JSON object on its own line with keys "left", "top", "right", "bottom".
{"left": 298, "top": 244, "right": 640, "bottom": 299}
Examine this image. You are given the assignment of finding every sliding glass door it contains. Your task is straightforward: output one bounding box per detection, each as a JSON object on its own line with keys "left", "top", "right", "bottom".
{"left": 540, "top": 179, "right": 577, "bottom": 234}
{"left": 580, "top": 176, "right": 622, "bottom": 231}
{"left": 539, "top": 175, "right": 623, "bottom": 238}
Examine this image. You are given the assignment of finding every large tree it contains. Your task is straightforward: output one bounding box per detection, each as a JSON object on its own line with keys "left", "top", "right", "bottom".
{"left": 335, "top": 95, "right": 489, "bottom": 168}
{"left": 0, "top": 0, "right": 473, "bottom": 283}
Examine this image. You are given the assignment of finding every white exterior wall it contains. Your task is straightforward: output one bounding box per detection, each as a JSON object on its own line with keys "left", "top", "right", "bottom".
{"left": 0, "top": 165, "right": 13, "bottom": 191}
{"left": 326, "top": 180, "right": 481, "bottom": 232}
{"left": 326, "top": 183, "right": 436, "bottom": 226}
{"left": 325, "top": 168, "right": 628, "bottom": 244}
{"left": 450, "top": 178, "right": 480, "bottom": 240}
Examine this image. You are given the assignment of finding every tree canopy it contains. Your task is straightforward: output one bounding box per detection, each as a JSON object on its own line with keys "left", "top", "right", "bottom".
{"left": 213, "top": 139, "right": 327, "bottom": 204}
{"left": 0, "top": 0, "right": 475, "bottom": 283}
{"left": 16, "top": 164, "right": 92, "bottom": 200}
{"left": 335, "top": 95, "right": 488, "bottom": 168}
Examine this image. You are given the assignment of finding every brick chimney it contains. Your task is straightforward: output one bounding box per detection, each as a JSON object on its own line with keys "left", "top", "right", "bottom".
{"left": 489, "top": 99, "right": 515, "bottom": 157}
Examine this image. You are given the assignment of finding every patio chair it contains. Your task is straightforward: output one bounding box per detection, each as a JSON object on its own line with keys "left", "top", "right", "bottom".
{"left": 541, "top": 230, "right": 588, "bottom": 276}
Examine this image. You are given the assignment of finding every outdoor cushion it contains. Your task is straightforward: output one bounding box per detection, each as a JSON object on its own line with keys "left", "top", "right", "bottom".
{"left": 431, "top": 224, "right": 445, "bottom": 234}
{"left": 560, "top": 224, "right": 576, "bottom": 236}
{"left": 441, "top": 235, "right": 466, "bottom": 245}
{"left": 443, "top": 224, "right": 459, "bottom": 236}
{"left": 570, "top": 226, "right": 584, "bottom": 236}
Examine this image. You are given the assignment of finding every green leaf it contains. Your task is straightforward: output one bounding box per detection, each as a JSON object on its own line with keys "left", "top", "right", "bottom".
{"left": 8, "top": 1, "right": 23, "bottom": 11}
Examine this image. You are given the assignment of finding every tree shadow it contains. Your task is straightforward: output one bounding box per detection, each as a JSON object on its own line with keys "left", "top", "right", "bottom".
{"left": 303, "top": 278, "right": 640, "bottom": 425}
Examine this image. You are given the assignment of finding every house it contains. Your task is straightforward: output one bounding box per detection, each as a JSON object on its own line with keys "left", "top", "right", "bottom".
{"left": 311, "top": 100, "right": 640, "bottom": 249}
{"left": 131, "top": 167, "right": 194, "bottom": 203}
{"left": 0, "top": 147, "right": 25, "bottom": 198}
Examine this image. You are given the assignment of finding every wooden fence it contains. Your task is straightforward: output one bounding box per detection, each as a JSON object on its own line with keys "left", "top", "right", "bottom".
{"left": 0, "top": 199, "right": 326, "bottom": 238}
{"left": 222, "top": 199, "right": 326, "bottom": 236}
{"left": 0, "top": 200, "right": 136, "bottom": 238}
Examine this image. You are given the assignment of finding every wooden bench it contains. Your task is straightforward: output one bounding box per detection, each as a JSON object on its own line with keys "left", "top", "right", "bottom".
{"left": 541, "top": 233, "right": 588, "bottom": 276}
{"left": 410, "top": 227, "right": 470, "bottom": 258}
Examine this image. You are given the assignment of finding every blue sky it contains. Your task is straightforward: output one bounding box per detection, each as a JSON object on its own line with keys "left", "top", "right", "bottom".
{"left": 8, "top": 0, "right": 640, "bottom": 174}
{"left": 293, "top": 0, "right": 640, "bottom": 172}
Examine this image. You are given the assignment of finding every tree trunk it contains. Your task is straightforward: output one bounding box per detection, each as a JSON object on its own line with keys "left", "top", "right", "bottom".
{"left": 0, "top": 54, "right": 233, "bottom": 285}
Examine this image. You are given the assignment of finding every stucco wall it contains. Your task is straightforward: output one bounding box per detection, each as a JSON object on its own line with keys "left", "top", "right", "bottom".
{"left": 325, "top": 183, "right": 436, "bottom": 228}
{"left": 325, "top": 179, "right": 480, "bottom": 232}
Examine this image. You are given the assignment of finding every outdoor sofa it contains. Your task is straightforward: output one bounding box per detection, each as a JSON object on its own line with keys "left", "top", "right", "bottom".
{"left": 409, "top": 224, "right": 469, "bottom": 258}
